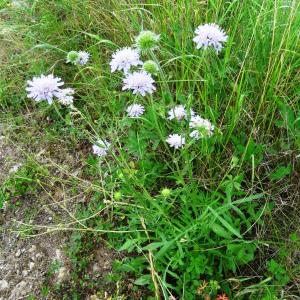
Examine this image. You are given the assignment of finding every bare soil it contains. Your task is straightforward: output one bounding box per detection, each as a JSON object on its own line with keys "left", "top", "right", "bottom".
{"left": 0, "top": 133, "right": 116, "bottom": 299}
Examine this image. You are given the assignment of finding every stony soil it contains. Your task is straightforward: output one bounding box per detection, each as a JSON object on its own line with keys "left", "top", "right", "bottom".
{"left": 0, "top": 133, "right": 67, "bottom": 299}
{"left": 0, "top": 130, "right": 116, "bottom": 299}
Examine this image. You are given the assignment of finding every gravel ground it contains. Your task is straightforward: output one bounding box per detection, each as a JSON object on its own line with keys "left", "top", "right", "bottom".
{"left": 0, "top": 132, "right": 116, "bottom": 299}
{"left": 0, "top": 134, "right": 69, "bottom": 299}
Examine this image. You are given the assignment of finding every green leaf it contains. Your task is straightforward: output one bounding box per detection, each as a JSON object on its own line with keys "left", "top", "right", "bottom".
{"left": 211, "top": 223, "right": 232, "bottom": 239}
{"left": 209, "top": 207, "right": 242, "bottom": 239}
{"left": 142, "top": 241, "right": 165, "bottom": 251}
{"left": 269, "top": 165, "right": 292, "bottom": 181}
{"left": 134, "top": 274, "right": 151, "bottom": 286}
{"left": 118, "top": 239, "right": 137, "bottom": 252}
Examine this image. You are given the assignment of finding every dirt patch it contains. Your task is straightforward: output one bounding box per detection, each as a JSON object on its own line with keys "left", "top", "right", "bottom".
{"left": 0, "top": 132, "right": 118, "bottom": 299}
{"left": 0, "top": 134, "right": 69, "bottom": 299}
{"left": 0, "top": 134, "right": 67, "bottom": 300}
{"left": 0, "top": 224, "right": 68, "bottom": 299}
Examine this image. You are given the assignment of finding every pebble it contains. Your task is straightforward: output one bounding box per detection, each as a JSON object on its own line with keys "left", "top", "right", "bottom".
{"left": 28, "top": 245, "right": 37, "bottom": 253}
{"left": 92, "top": 263, "right": 100, "bottom": 273}
{"left": 0, "top": 280, "right": 9, "bottom": 290}
{"left": 55, "top": 249, "right": 62, "bottom": 260}
{"left": 28, "top": 262, "right": 35, "bottom": 270}
{"left": 57, "top": 266, "right": 68, "bottom": 282}
{"left": 15, "top": 249, "right": 21, "bottom": 257}
{"left": 35, "top": 253, "right": 43, "bottom": 260}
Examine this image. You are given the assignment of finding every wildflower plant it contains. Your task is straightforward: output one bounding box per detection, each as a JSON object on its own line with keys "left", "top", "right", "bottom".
{"left": 15, "top": 1, "right": 294, "bottom": 298}
{"left": 23, "top": 23, "right": 265, "bottom": 299}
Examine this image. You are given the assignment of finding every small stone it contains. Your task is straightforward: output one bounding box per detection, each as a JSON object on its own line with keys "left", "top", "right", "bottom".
{"left": 15, "top": 249, "right": 22, "bottom": 257}
{"left": 28, "top": 262, "right": 35, "bottom": 270}
{"left": 57, "top": 267, "right": 68, "bottom": 282}
{"left": 22, "top": 270, "right": 28, "bottom": 276}
{"left": 55, "top": 249, "right": 62, "bottom": 260}
{"left": 92, "top": 263, "right": 100, "bottom": 273}
{"left": 0, "top": 280, "right": 9, "bottom": 290}
{"left": 29, "top": 245, "right": 37, "bottom": 253}
{"left": 35, "top": 253, "right": 43, "bottom": 260}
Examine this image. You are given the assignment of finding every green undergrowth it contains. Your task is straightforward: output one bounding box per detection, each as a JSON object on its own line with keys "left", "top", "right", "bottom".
{"left": 1, "top": 0, "right": 300, "bottom": 299}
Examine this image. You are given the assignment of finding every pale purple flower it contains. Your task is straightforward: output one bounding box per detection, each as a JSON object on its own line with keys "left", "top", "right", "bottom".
{"left": 193, "top": 24, "right": 228, "bottom": 53}
{"left": 77, "top": 51, "right": 90, "bottom": 65}
{"left": 122, "top": 71, "right": 156, "bottom": 96}
{"left": 110, "top": 47, "right": 142, "bottom": 73}
{"left": 26, "top": 74, "right": 64, "bottom": 104}
{"left": 57, "top": 88, "right": 75, "bottom": 106}
{"left": 126, "top": 104, "right": 145, "bottom": 118}
{"left": 167, "top": 105, "right": 187, "bottom": 121}
{"left": 92, "top": 140, "right": 111, "bottom": 157}
{"left": 189, "top": 115, "right": 214, "bottom": 138}
{"left": 166, "top": 134, "right": 185, "bottom": 149}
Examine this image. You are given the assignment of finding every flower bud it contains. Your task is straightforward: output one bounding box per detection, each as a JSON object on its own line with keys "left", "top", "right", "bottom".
{"left": 135, "top": 31, "right": 160, "bottom": 52}
{"left": 114, "top": 191, "right": 122, "bottom": 201}
{"left": 66, "top": 51, "right": 79, "bottom": 64}
{"left": 161, "top": 188, "right": 171, "bottom": 198}
{"left": 143, "top": 60, "right": 159, "bottom": 75}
